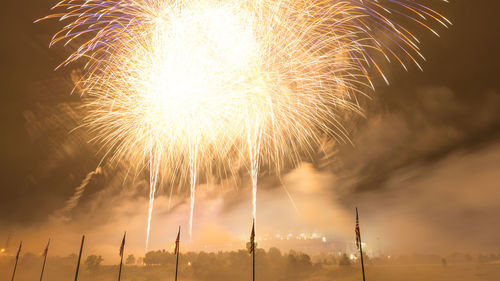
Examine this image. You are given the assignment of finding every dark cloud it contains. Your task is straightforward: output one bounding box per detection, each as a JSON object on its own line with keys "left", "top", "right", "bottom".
{"left": 339, "top": 87, "right": 500, "bottom": 193}
{"left": 357, "top": 142, "right": 500, "bottom": 254}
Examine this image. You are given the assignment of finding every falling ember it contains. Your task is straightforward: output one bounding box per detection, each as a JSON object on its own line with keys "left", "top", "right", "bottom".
{"left": 189, "top": 139, "right": 199, "bottom": 239}
{"left": 39, "top": 0, "right": 449, "bottom": 245}
{"left": 146, "top": 149, "right": 161, "bottom": 249}
{"left": 247, "top": 121, "right": 263, "bottom": 222}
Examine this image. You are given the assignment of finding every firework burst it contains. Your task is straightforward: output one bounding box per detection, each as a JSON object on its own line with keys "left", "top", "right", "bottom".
{"left": 39, "top": 0, "right": 449, "bottom": 247}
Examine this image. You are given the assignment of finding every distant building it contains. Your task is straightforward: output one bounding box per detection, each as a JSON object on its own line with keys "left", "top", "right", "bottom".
{"left": 196, "top": 232, "right": 372, "bottom": 258}
{"left": 256, "top": 233, "right": 346, "bottom": 255}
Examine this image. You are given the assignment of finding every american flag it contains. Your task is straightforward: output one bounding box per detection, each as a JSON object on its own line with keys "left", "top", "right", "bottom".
{"left": 249, "top": 220, "right": 255, "bottom": 254}
{"left": 42, "top": 239, "right": 50, "bottom": 258}
{"left": 355, "top": 208, "right": 361, "bottom": 250}
{"left": 174, "top": 226, "right": 180, "bottom": 255}
{"left": 119, "top": 232, "right": 126, "bottom": 257}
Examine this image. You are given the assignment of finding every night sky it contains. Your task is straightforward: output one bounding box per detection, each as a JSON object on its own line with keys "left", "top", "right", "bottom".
{"left": 1, "top": 1, "right": 499, "bottom": 258}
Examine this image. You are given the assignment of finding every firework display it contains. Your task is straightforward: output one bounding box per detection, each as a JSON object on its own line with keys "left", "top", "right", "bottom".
{"left": 40, "top": 0, "right": 449, "bottom": 246}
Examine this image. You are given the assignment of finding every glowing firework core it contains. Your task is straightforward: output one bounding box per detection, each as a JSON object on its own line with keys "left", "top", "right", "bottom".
{"left": 141, "top": 2, "right": 268, "bottom": 240}
{"left": 144, "top": 4, "right": 262, "bottom": 143}
{"left": 41, "top": 0, "right": 449, "bottom": 247}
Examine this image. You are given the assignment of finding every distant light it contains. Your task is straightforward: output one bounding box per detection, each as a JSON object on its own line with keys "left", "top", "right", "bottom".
{"left": 350, "top": 254, "right": 355, "bottom": 260}
{"left": 0, "top": 248, "right": 4, "bottom": 253}
{"left": 188, "top": 261, "right": 192, "bottom": 266}
{"left": 312, "top": 233, "right": 317, "bottom": 238}
{"left": 321, "top": 237, "right": 327, "bottom": 243}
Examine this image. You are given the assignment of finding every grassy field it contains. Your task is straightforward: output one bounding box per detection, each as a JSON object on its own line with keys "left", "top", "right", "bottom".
{"left": 2, "top": 258, "right": 500, "bottom": 281}
{"left": 311, "top": 264, "right": 500, "bottom": 281}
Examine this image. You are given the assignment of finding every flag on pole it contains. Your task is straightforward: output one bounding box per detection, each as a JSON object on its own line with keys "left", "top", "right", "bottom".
{"left": 355, "top": 207, "right": 366, "bottom": 281}
{"left": 42, "top": 239, "right": 50, "bottom": 258}
{"left": 249, "top": 220, "right": 255, "bottom": 254}
{"left": 173, "top": 227, "right": 180, "bottom": 255}
{"left": 355, "top": 208, "right": 361, "bottom": 250}
{"left": 118, "top": 232, "right": 126, "bottom": 281}
{"left": 174, "top": 226, "right": 181, "bottom": 281}
{"left": 119, "top": 232, "right": 126, "bottom": 257}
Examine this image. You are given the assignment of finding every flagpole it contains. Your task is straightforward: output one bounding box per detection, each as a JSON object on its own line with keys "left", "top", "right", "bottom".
{"left": 175, "top": 226, "right": 180, "bottom": 281}
{"left": 11, "top": 241, "right": 22, "bottom": 281}
{"left": 74, "top": 235, "right": 85, "bottom": 281}
{"left": 39, "top": 238, "right": 50, "bottom": 281}
{"left": 356, "top": 208, "right": 366, "bottom": 281}
{"left": 118, "top": 232, "right": 126, "bottom": 281}
{"left": 251, "top": 219, "right": 255, "bottom": 281}
{"left": 117, "top": 245, "right": 124, "bottom": 281}
{"left": 252, "top": 240, "right": 255, "bottom": 281}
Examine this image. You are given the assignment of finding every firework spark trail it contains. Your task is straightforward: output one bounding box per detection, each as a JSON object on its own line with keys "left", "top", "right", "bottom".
{"left": 146, "top": 149, "right": 160, "bottom": 249}
{"left": 189, "top": 137, "right": 198, "bottom": 239}
{"left": 247, "top": 117, "right": 263, "bottom": 222}
{"left": 40, "top": 0, "right": 449, "bottom": 245}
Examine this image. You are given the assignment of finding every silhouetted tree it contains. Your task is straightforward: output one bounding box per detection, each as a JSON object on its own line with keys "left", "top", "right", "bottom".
{"left": 85, "top": 255, "right": 103, "bottom": 270}
{"left": 465, "top": 254, "right": 473, "bottom": 262}
{"left": 126, "top": 254, "right": 136, "bottom": 265}
{"left": 339, "top": 253, "right": 351, "bottom": 266}
{"left": 283, "top": 251, "right": 314, "bottom": 281}
{"left": 143, "top": 250, "right": 175, "bottom": 266}
{"left": 268, "top": 247, "right": 282, "bottom": 260}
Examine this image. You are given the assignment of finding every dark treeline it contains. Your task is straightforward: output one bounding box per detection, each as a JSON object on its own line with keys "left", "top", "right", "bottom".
{"left": 142, "top": 248, "right": 316, "bottom": 281}
{"left": 1, "top": 249, "right": 500, "bottom": 281}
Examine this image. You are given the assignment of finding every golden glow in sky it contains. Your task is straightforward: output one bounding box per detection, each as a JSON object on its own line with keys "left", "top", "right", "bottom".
{"left": 41, "top": 0, "right": 449, "bottom": 246}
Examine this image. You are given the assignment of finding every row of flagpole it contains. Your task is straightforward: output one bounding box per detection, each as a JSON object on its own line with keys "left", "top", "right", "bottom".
{"left": 8, "top": 208, "right": 366, "bottom": 281}
{"left": 8, "top": 228, "right": 181, "bottom": 281}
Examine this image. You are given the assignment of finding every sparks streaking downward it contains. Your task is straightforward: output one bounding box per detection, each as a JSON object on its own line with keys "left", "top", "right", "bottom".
{"left": 40, "top": 0, "right": 449, "bottom": 247}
